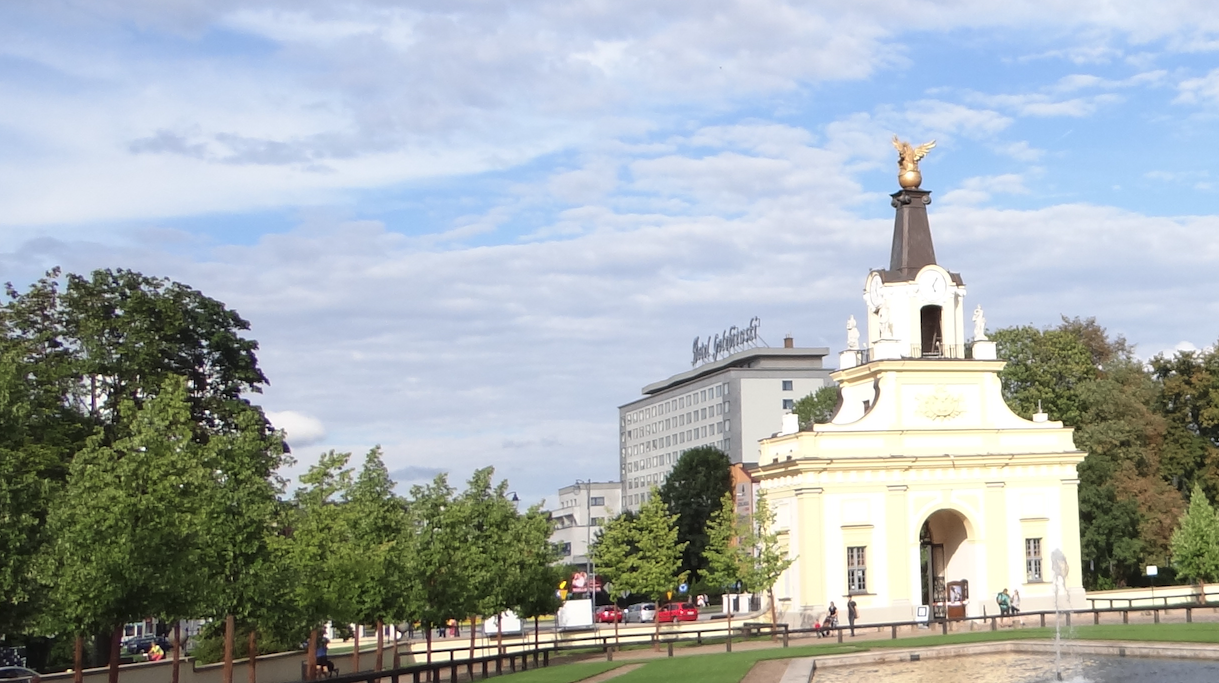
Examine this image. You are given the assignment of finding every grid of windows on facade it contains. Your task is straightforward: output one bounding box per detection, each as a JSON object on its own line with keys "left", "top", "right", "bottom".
{"left": 1025, "top": 538, "right": 1042, "bottom": 582}
{"left": 847, "top": 546, "right": 867, "bottom": 594}
{"left": 622, "top": 382, "right": 733, "bottom": 508}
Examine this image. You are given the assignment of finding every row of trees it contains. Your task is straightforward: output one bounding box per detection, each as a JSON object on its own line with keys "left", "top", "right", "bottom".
{"left": 590, "top": 479, "right": 792, "bottom": 646}
{"left": 0, "top": 269, "right": 560, "bottom": 680}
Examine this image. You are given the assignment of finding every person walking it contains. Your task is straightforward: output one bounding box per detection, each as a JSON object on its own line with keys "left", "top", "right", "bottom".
{"left": 847, "top": 598, "right": 858, "bottom": 636}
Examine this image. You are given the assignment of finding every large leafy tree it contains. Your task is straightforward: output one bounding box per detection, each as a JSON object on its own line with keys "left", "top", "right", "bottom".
{"left": 44, "top": 378, "right": 213, "bottom": 683}
{"left": 738, "top": 493, "right": 795, "bottom": 630}
{"left": 1170, "top": 483, "right": 1219, "bottom": 585}
{"left": 657, "top": 446, "right": 731, "bottom": 583}
{"left": 793, "top": 386, "right": 838, "bottom": 430}
{"left": 592, "top": 491, "right": 686, "bottom": 647}
{"left": 456, "top": 468, "right": 519, "bottom": 654}
{"left": 1, "top": 267, "right": 274, "bottom": 662}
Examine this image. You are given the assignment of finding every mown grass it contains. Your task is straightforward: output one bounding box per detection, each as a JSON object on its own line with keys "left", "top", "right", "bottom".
{"left": 495, "top": 661, "right": 622, "bottom": 683}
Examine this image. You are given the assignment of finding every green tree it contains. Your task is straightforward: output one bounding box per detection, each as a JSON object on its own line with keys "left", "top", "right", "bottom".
{"left": 456, "top": 468, "right": 519, "bottom": 655}
{"left": 1170, "top": 483, "right": 1219, "bottom": 585}
{"left": 657, "top": 446, "right": 731, "bottom": 583}
{"left": 404, "top": 474, "right": 469, "bottom": 665}
{"left": 793, "top": 386, "right": 839, "bottom": 429}
{"left": 702, "top": 493, "right": 747, "bottom": 645}
{"left": 591, "top": 491, "right": 686, "bottom": 647}
{"left": 1150, "top": 345, "right": 1219, "bottom": 501}
{"left": 504, "top": 506, "right": 562, "bottom": 650}
{"left": 344, "top": 447, "right": 407, "bottom": 674}
{"left": 739, "top": 492, "right": 795, "bottom": 630}
{"left": 44, "top": 378, "right": 213, "bottom": 683}
{"left": 286, "top": 451, "right": 358, "bottom": 680}
{"left": 992, "top": 323, "right": 1097, "bottom": 425}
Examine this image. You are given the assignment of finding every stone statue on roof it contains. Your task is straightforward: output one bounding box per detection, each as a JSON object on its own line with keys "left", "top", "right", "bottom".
{"left": 973, "top": 304, "right": 987, "bottom": 341}
{"left": 846, "top": 315, "right": 860, "bottom": 350}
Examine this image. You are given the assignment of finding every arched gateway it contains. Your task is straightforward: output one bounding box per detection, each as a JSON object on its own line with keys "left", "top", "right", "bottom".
{"left": 754, "top": 154, "right": 1086, "bottom": 625}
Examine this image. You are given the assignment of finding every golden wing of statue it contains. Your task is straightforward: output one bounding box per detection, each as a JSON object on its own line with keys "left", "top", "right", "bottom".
{"left": 912, "top": 140, "right": 936, "bottom": 161}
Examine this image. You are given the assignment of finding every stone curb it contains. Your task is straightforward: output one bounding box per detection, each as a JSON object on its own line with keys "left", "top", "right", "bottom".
{"left": 808, "top": 639, "right": 1219, "bottom": 671}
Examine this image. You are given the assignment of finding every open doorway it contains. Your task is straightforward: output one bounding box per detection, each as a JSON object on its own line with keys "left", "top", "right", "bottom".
{"left": 920, "top": 510, "right": 973, "bottom": 619}
{"left": 920, "top": 305, "right": 943, "bottom": 356}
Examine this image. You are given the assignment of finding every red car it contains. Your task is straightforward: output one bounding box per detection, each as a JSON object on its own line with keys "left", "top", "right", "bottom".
{"left": 657, "top": 602, "right": 699, "bottom": 622}
{"left": 595, "top": 605, "right": 624, "bottom": 623}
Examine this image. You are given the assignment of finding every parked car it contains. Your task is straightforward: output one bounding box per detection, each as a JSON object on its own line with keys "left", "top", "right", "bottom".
{"left": 623, "top": 602, "right": 657, "bottom": 623}
{"left": 595, "top": 605, "right": 624, "bottom": 623}
{"left": 657, "top": 602, "right": 699, "bottom": 623}
{"left": 123, "top": 635, "right": 171, "bottom": 656}
{"left": 0, "top": 667, "right": 39, "bottom": 683}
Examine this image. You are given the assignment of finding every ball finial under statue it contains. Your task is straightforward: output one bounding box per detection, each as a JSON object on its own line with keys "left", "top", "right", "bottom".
{"left": 892, "top": 136, "right": 936, "bottom": 189}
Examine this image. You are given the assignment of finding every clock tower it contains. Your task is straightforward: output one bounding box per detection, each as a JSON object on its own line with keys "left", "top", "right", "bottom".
{"left": 859, "top": 186, "right": 968, "bottom": 362}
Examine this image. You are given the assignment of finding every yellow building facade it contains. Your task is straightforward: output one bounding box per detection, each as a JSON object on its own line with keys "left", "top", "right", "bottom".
{"left": 756, "top": 179, "right": 1086, "bottom": 625}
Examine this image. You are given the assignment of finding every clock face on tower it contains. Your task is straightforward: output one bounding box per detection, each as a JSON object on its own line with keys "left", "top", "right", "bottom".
{"left": 917, "top": 269, "right": 948, "bottom": 299}
{"left": 866, "top": 273, "right": 884, "bottom": 309}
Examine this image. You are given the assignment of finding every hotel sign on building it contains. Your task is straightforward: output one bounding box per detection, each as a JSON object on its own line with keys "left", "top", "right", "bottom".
{"left": 618, "top": 334, "right": 833, "bottom": 512}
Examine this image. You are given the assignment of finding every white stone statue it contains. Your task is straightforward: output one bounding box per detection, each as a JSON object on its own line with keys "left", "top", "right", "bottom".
{"left": 846, "top": 315, "right": 860, "bottom": 350}
{"left": 877, "top": 300, "right": 893, "bottom": 339}
{"left": 972, "top": 304, "right": 987, "bottom": 341}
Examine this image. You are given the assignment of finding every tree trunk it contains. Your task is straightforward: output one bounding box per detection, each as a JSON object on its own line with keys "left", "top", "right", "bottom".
{"left": 768, "top": 589, "right": 778, "bottom": 639}
{"left": 172, "top": 623, "right": 182, "bottom": 683}
{"left": 306, "top": 629, "right": 318, "bottom": 682}
{"left": 392, "top": 624, "right": 401, "bottom": 671}
{"left": 223, "top": 614, "right": 236, "bottom": 683}
{"left": 248, "top": 630, "right": 257, "bottom": 683}
{"left": 613, "top": 612, "right": 619, "bottom": 648}
{"left": 376, "top": 619, "right": 385, "bottom": 675}
{"left": 107, "top": 625, "right": 121, "bottom": 683}
{"left": 727, "top": 610, "right": 733, "bottom": 651}
{"left": 353, "top": 624, "right": 360, "bottom": 673}
{"left": 495, "top": 615, "right": 503, "bottom": 656}
{"left": 534, "top": 617, "right": 540, "bottom": 650}
{"left": 424, "top": 628, "right": 432, "bottom": 682}
{"left": 73, "top": 635, "right": 83, "bottom": 683}
{"left": 468, "top": 617, "right": 476, "bottom": 661}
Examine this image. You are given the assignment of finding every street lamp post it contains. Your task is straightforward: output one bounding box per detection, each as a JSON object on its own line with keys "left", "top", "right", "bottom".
{"left": 576, "top": 479, "right": 596, "bottom": 603}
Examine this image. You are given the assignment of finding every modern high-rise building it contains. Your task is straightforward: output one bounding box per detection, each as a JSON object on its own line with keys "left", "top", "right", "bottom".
{"left": 618, "top": 336, "right": 833, "bottom": 512}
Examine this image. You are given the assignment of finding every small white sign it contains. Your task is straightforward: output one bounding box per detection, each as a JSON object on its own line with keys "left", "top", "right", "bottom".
{"left": 915, "top": 605, "right": 930, "bottom": 623}
{"left": 1146, "top": 565, "right": 1159, "bottom": 576}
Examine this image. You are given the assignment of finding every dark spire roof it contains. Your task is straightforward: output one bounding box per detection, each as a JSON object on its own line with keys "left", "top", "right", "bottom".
{"left": 877, "top": 187, "right": 964, "bottom": 286}
{"left": 886, "top": 188, "right": 936, "bottom": 281}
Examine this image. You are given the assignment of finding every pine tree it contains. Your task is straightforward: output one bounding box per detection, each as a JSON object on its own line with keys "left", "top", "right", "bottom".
{"left": 1170, "top": 483, "right": 1219, "bottom": 585}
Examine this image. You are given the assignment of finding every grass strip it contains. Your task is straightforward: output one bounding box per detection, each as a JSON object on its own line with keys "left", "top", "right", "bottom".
{"left": 497, "top": 661, "right": 623, "bottom": 683}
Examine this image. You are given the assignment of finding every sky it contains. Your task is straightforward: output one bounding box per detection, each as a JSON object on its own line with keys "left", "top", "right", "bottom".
{"left": 4, "top": 1, "right": 1219, "bottom": 505}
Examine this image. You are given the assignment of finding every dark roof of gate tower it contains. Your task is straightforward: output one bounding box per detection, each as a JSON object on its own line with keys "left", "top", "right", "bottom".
{"left": 877, "top": 187, "right": 964, "bottom": 286}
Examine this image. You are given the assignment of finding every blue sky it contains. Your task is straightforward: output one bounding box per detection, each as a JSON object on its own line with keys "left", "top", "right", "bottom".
{"left": 3, "top": 1, "right": 1219, "bottom": 504}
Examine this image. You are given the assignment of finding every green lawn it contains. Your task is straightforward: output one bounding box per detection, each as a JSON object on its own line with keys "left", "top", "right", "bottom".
{"left": 501, "top": 622, "right": 1219, "bottom": 683}
{"left": 496, "top": 661, "right": 622, "bottom": 683}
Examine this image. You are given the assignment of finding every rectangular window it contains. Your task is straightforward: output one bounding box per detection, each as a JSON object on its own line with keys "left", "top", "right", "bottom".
{"left": 591, "top": 517, "right": 605, "bottom": 526}
{"left": 679, "top": 397, "right": 685, "bottom": 408}
{"left": 847, "top": 546, "right": 867, "bottom": 593}
{"left": 783, "top": 399, "right": 795, "bottom": 410}
{"left": 716, "top": 385, "right": 723, "bottom": 397}
{"left": 782, "top": 380, "right": 793, "bottom": 391}
{"left": 1026, "top": 538, "right": 1043, "bottom": 582}
{"left": 701, "top": 408, "right": 707, "bottom": 420}
{"left": 701, "top": 389, "right": 707, "bottom": 401}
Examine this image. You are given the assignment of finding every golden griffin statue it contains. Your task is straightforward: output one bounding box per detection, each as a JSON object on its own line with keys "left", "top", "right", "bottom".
{"left": 892, "top": 136, "right": 936, "bottom": 189}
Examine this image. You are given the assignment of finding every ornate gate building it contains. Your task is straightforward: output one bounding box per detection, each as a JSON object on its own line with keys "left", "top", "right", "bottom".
{"left": 755, "top": 144, "right": 1087, "bottom": 624}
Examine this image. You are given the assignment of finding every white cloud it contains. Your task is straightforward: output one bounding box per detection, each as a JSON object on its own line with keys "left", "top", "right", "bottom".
{"left": 266, "top": 410, "right": 328, "bottom": 448}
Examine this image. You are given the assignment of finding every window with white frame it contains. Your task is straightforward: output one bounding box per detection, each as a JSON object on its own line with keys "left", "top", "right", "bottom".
{"left": 1026, "top": 538, "right": 1043, "bottom": 582}
{"left": 847, "top": 546, "right": 867, "bottom": 593}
